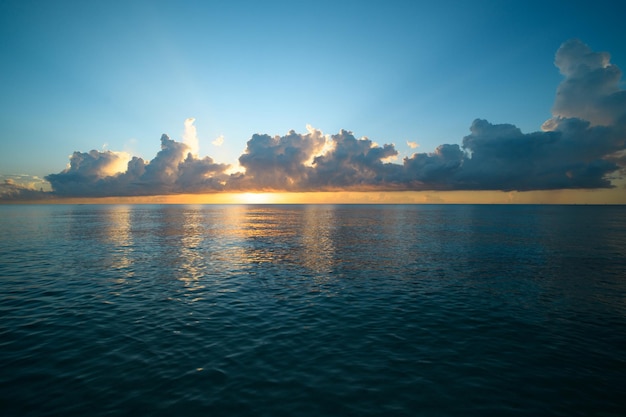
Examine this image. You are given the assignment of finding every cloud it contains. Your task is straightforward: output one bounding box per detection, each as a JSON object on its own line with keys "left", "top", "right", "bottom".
{"left": 212, "top": 135, "right": 224, "bottom": 147}
{"left": 236, "top": 127, "right": 327, "bottom": 190}
{"left": 456, "top": 118, "right": 622, "bottom": 190}
{"left": 305, "top": 130, "right": 401, "bottom": 190}
{"left": 550, "top": 39, "right": 626, "bottom": 126}
{"left": 407, "top": 141, "right": 419, "bottom": 149}
{"left": 45, "top": 134, "right": 231, "bottom": 197}
{"left": 401, "top": 144, "right": 464, "bottom": 190}
{"left": 182, "top": 117, "right": 199, "bottom": 156}
{"left": 0, "top": 179, "right": 51, "bottom": 201}
{"left": 4, "top": 39, "right": 625, "bottom": 201}
{"left": 70, "top": 149, "right": 131, "bottom": 177}
{"left": 0, "top": 174, "right": 51, "bottom": 191}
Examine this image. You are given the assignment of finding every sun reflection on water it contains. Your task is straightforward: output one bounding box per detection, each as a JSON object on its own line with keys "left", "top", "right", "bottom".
{"left": 177, "top": 207, "right": 207, "bottom": 297}
{"left": 302, "top": 206, "right": 337, "bottom": 277}
{"left": 102, "top": 205, "right": 134, "bottom": 280}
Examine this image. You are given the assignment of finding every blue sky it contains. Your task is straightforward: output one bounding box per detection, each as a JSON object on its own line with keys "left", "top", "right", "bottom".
{"left": 1, "top": 0, "right": 625, "bottom": 202}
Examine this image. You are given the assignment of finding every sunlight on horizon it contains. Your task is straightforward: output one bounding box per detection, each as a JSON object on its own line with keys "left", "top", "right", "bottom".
{"left": 16, "top": 187, "right": 624, "bottom": 205}
{"left": 237, "top": 193, "right": 275, "bottom": 204}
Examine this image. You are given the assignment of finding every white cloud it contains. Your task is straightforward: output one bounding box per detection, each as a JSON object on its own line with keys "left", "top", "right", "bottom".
{"left": 212, "top": 135, "right": 224, "bottom": 147}
{"left": 407, "top": 141, "right": 419, "bottom": 149}
{"left": 182, "top": 117, "right": 199, "bottom": 157}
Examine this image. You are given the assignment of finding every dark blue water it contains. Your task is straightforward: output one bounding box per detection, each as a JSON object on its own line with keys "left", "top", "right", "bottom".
{"left": 1, "top": 204, "right": 625, "bottom": 416}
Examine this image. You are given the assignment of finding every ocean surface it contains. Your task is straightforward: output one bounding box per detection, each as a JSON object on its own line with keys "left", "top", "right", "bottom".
{"left": 1, "top": 204, "right": 625, "bottom": 416}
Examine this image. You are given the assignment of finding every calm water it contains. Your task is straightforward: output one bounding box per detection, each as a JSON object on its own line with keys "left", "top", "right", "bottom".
{"left": 1, "top": 204, "right": 625, "bottom": 416}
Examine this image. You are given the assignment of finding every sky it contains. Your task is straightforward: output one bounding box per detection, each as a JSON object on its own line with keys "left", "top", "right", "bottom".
{"left": 1, "top": 0, "right": 626, "bottom": 203}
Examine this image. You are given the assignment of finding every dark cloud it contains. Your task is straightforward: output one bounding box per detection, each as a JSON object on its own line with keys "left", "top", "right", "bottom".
{"left": 236, "top": 128, "right": 326, "bottom": 190}
{"left": 457, "top": 118, "right": 621, "bottom": 190}
{"left": 306, "top": 130, "right": 401, "bottom": 190}
{"left": 2, "top": 39, "right": 624, "bottom": 201}
{"left": 401, "top": 144, "right": 464, "bottom": 190}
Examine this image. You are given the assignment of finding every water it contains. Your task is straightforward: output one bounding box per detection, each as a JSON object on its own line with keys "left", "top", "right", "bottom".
{"left": 1, "top": 204, "right": 625, "bottom": 416}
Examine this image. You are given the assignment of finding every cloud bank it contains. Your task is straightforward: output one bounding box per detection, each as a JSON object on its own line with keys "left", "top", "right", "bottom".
{"left": 0, "top": 177, "right": 51, "bottom": 201}
{"left": 4, "top": 39, "right": 625, "bottom": 200}
{"left": 44, "top": 134, "right": 231, "bottom": 197}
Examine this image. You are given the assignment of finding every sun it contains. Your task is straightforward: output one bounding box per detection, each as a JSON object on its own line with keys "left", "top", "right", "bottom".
{"left": 237, "top": 192, "right": 274, "bottom": 204}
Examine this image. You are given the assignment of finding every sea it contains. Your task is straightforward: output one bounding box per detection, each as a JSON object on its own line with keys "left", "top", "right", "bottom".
{"left": 1, "top": 204, "right": 625, "bottom": 416}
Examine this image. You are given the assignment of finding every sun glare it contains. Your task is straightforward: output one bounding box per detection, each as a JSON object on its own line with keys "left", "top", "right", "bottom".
{"left": 238, "top": 192, "right": 273, "bottom": 204}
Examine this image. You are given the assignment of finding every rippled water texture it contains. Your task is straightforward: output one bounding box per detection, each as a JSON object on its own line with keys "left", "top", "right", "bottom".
{"left": 1, "top": 204, "right": 625, "bottom": 416}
